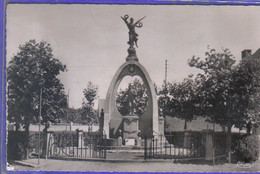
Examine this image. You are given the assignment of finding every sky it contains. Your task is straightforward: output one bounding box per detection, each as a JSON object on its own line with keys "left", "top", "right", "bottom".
{"left": 6, "top": 4, "right": 260, "bottom": 108}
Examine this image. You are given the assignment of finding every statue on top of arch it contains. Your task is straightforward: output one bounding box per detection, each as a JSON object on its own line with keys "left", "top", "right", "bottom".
{"left": 121, "top": 15, "right": 146, "bottom": 48}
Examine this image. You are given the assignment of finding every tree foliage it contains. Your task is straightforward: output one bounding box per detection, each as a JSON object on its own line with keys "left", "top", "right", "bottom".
{"left": 172, "top": 78, "right": 197, "bottom": 116}
{"left": 7, "top": 40, "right": 67, "bottom": 131}
{"left": 188, "top": 47, "right": 238, "bottom": 127}
{"left": 81, "top": 82, "right": 98, "bottom": 125}
{"left": 64, "top": 107, "right": 82, "bottom": 123}
{"left": 185, "top": 47, "right": 260, "bottom": 162}
{"left": 159, "top": 47, "right": 259, "bottom": 133}
{"left": 157, "top": 76, "right": 199, "bottom": 129}
{"left": 187, "top": 47, "right": 259, "bottom": 130}
{"left": 234, "top": 49, "right": 260, "bottom": 130}
{"left": 116, "top": 78, "right": 148, "bottom": 116}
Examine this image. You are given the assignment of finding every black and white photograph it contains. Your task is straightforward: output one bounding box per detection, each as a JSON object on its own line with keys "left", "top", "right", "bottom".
{"left": 4, "top": 4, "right": 260, "bottom": 172}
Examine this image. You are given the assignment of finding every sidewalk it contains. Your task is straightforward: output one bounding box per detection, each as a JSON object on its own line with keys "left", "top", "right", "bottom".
{"left": 11, "top": 158, "right": 260, "bottom": 172}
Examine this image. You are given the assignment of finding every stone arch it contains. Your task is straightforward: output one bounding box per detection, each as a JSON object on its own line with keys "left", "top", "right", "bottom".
{"left": 103, "top": 60, "right": 159, "bottom": 138}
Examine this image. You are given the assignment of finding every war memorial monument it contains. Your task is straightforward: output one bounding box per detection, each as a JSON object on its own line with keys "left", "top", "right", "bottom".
{"left": 98, "top": 15, "right": 164, "bottom": 146}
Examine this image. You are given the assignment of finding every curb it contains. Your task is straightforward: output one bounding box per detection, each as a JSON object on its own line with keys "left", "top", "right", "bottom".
{"left": 49, "top": 156, "right": 173, "bottom": 163}
{"left": 12, "top": 160, "right": 37, "bottom": 168}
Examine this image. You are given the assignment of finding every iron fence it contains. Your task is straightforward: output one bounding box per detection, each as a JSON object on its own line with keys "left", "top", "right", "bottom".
{"left": 48, "top": 131, "right": 107, "bottom": 159}
{"left": 144, "top": 132, "right": 205, "bottom": 161}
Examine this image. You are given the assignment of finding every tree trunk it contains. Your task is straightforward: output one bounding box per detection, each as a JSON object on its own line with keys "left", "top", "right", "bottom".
{"left": 184, "top": 119, "right": 187, "bottom": 130}
{"left": 246, "top": 122, "right": 252, "bottom": 135}
{"left": 15, "top": 123, "right": 20, "bottom": 131}
{"left": 43, "top": 122, "right": 48, "bottom": 133}
{"left": 227, "top": 125, "right": 232, "bottom": 163}
{"left": 24, "top": 124, "right": 29, "bottom": 132}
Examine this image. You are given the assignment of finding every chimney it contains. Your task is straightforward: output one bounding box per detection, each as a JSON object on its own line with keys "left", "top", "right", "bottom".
{"left": 242, "top": 49, "right": 252, "bottom": 59}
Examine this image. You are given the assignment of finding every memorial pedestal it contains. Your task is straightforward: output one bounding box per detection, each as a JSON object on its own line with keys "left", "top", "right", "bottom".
{"left": 123, "top": 115, "right": 139, "bottom": 145}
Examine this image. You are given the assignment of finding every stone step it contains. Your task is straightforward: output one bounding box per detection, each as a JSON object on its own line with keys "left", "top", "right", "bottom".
{"left": 106, "top": 145, "right": 144, "bottom": 150}
{"left": 107, "top": 149, "right": 144, "bottom": 153}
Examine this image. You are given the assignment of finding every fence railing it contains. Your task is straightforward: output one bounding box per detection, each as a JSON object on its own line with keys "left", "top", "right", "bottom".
{"left": 144, "top": 131, "right": 230, "bottom": 163}
{"left": 48, "top": 131, "right": 107, "bottom": 159}
{"left": 144, "top": 132, "right": 206, "bottom": 161}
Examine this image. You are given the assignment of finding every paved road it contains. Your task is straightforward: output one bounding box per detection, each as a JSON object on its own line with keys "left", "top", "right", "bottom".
{"left": 10, "top": 158, "right": 260, "bottom": 172}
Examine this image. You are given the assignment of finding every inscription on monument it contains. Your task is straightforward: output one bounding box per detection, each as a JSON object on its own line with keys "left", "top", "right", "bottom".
{"left": 123, "top": 115, "right": 139, "bottom": 143}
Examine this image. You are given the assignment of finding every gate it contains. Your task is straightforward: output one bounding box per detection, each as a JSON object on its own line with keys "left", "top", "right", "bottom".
{"left": 48, "top": 131, "right": 107, "bottom": 159}
{"left": 145, "top": 132, "right": 205, "bottom": 161}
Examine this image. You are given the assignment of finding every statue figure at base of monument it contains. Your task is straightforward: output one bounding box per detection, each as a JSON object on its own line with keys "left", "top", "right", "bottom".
{"left": 121, "top": 15, "right": 146, "bottom": 48}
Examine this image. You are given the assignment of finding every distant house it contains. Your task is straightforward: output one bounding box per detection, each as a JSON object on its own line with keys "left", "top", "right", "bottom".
{"left": 7, "top": 122, "right": 99, "bottom": 132}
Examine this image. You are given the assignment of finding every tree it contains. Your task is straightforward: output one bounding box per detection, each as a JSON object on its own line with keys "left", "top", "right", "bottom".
{"left": 188, "top": 47, "right": 237, "bottom": 125}
{"left": 116, "top": 78, "right": 148, "bottom": 116}
{"left": 233, "top": 49, "right": 260, "bottom": 133}
{"left": 7, "top": 40, "right": 67, "bottom": 132}
{"left": 188, "top": 47, "right": 260, "bottom": 130}
{"left": 81, "top": 82, "right": 98, "bottom": 125}
{"left": 159, "top": 76, "right": 199, "bottom": 129}
{"left": 187, "top": 47, "right": 259, "bottom": 162}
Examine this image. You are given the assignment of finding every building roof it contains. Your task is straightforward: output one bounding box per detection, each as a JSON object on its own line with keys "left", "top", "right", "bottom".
{"left": 252, "top": 48, "right": 260, "bottom": 59}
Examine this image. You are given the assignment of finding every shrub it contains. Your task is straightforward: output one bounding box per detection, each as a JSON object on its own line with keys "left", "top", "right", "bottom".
{"left": 234, "top": 135, "right": 259, "bottom": 163}
{"left": 16, "top": 142, "right": 26, "bottom": 160}
{"left": 7, "top": 131, "right": 28, "bottom": 160}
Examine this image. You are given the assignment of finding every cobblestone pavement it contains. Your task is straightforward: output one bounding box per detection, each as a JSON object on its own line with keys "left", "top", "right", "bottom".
{"left": 10, "top": 158, "right": 260, "bottom": 172}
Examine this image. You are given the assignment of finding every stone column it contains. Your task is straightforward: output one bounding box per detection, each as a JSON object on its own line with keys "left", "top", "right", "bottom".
{"left": 117, "top": 129, "right": 122, "bottom": 146}
{"left": 137, "top": 130, "right": 142, "bottom": 147}
{"left": 158, "top": 117, "right": 164, "bottom": 134}
{"left": 205, "top": 132, "right": 213, "bottom": 160}
{"left": 77, "top": 130, "right": 84, "bottom": 148}
{"left": 45, "top": 131, "right": 54, "bottom": 158}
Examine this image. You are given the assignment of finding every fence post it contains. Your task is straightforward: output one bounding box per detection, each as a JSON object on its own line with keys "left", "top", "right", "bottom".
{"left": 170, "top": 144, "right": 171, "bottom": 157}
{"left": 213, "top": 122, "right": 215, "bottom": 166}
{"left": 205, "top": 132, "right": 213, "bottom": 161}
{"left": 76, "top": 129, "right": 80, "bottom": 157}
{"left": 104, "top": 134, "right": 107, "bottom": 159}
{"left": 144, "top": 135, "right": 147, "bottom": 160}
{"left": 160, "top": 133, "right": 163, "bottom": 158}
{"left": 165, "top": 136, "right": 167, "bottom": 159}
{"left": 156, "top": 138, "right": 158, "bottom": 156}
{"left": 45, "top": 132, "right": 52, "bottom": 159}
{"left": 81, "top": 133, "right": 83, "bottom": 157}
{"left": 152, "top": 138, "right": 154, "bottom": 157}
{"left": 150, "top": 139, "right": 153, "bottom": 159}
{"left": 174, "top": 143, "right": 176, "bottom": 162}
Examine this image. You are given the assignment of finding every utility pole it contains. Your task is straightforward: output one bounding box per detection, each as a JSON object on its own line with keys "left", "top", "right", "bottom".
{"left": 163, "top": 59, "right": 168, "bottom": 121}
{"left": 66, "top": 89, "right": 70, "bottom": 131}
{"left": 213, "top": 120, "right": 215, "bottom": 166}
{"left": 165, "top": 59, "right": 168, "bottom": 87}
